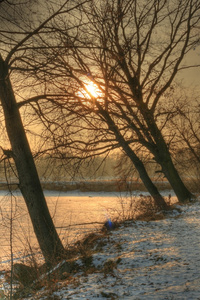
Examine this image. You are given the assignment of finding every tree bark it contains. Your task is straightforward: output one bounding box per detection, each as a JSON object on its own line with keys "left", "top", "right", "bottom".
{"left": 120, "top": 143, "right": 168, "bottom": 210}
{"left": 154, "top": 142, "right": 193, "bottom": 203}
{"left": 0, "top": 55, "right": 65, "bottom": 264}
{"left": 128, "top": 151, "right": 168, "bottom": 210}
{"left": 143, "top": 106, "right": 193, "bottom": 203}
{"left": 100, "top": 109, "right": 168, "bottom": 210}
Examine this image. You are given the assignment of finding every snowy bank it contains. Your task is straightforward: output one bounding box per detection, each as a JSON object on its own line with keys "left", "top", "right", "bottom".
{"left": 17, "top": 198, "right": 200, "bottom": 300}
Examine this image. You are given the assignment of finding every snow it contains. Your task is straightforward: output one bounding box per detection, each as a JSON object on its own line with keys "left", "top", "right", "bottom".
{"left": 21, "top": 197, "right": 200, "bottom": 300}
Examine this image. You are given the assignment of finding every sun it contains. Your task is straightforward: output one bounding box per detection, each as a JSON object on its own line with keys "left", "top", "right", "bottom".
{"left": 76, "top": 79, "right": 102, "bottom": 106}
{"left": 85, "top": 81, "right": 99, "bottom": 98}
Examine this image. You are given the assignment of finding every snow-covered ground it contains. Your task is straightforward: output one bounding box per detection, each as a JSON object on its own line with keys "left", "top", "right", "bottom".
{"left": 20, "top": 197, "right": 200, "bottom": 300}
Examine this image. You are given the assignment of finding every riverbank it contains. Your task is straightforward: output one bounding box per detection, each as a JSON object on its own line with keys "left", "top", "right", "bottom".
{"left": 1, "top": 196, "right": 200, "bottom": 299}
{"left": 13, "top": 198, "right": 200, "bottom": 299}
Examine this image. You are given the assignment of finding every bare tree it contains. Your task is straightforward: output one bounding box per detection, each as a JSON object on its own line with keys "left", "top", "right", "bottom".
{"left": 39, "top": 0, "right": 200, "bottom": 203}
{"left": 167, "top": 91, "right": 200, "bottom": 188}
{"left": 20, "top": 2, "right": 172, "bottom": 208}
{"left": 0, "top": 0, "right": 88, "bottom": 264}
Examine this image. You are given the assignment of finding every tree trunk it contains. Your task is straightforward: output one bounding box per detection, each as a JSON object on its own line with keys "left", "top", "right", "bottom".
{"left": 122, "top": 145, "right": 168, "bottom": 210}
{"left": 0, "top": 55, "right": 65, "bottom": 264}
{"left": 155, "top": 146, "right": 193, "bottom": 203}
{"left": 101, "top": 109, "right": 168, "bottom": 210}
{"left": 143, "top": 106, "right": 193, "bottom": 203}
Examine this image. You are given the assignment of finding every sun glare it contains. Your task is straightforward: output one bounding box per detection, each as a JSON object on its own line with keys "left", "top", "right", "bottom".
{"left": 76, "top": 79, "right": 102, "bottom": 106}
{"left": 85, "top": 82, "right": 99, "bottom": 97}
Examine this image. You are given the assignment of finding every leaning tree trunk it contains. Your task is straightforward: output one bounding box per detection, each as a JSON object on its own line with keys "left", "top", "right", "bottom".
{"left": 101, "top": 109, "right": 168, "bottom": 210}
{"left": 121, "top": 143, "right": 168, "bottom": 210}
{"left": 0, "top": 55, "right": 65, "bottom": 264}
{"left": 143, "top": 107, "right": 193, "bottom": 203}
{"left": 154, "top": 143, "right": 193, "bottom": 203}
